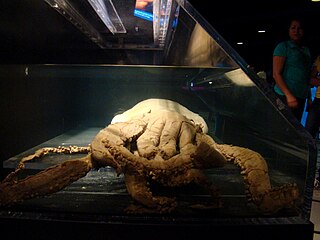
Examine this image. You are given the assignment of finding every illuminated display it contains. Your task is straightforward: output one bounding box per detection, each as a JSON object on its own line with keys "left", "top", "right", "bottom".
{"left": 134, "top": 0, "right": 154, "bottom": 21}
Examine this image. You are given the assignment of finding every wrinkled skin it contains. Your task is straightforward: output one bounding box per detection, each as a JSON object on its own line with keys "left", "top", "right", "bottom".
{"left": 0, "top": 99, "right": 300, "bottom": 214}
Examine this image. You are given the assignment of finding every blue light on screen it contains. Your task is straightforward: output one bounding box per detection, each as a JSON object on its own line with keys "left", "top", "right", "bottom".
{"left": 134, "top": 9, "right": 153, "bottom": 21}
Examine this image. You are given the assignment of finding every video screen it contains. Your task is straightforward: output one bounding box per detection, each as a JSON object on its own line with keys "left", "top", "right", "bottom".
{"left": 134, "top": 0, "right": 153, "bottom": 21}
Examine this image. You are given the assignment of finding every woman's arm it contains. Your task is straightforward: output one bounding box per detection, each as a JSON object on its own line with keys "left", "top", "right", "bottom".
{"left": 273, "top": 55, "right": 298, "bottom": 108}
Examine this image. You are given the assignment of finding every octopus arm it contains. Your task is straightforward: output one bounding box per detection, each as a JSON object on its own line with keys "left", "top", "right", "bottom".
{"left": 136, "top": 117, "right": 165, "bottom": 159}
{"left": 158, "top": 168, "right": 220, "bottom": 198}
{"left": 0, "top": 155, "right": 93, "bottom": 206}
{"left": 124, "top": 173, "right": 177, "bottom": 213}
{"left": 216, "top": 144, "right": 299, "bottom": 214}
{"left": 193, "top": 133, "right": 227, "bottom": 168}
{"left": 2, "top": 146, "right": 90, "bottom": 184}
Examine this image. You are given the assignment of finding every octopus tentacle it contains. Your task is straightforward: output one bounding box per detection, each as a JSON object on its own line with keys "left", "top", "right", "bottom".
{"left": 0, "top": 154, "right": 93, "bottom": 206}
{"left": 102, "top": 135, "right": 225, "bottom": 212}
{"left": 161, "top": 168, "right": 220, "bottom": 199}
{"left": 124, "top": 173, "right": 177, "bottom": 214}
{"left": 216, "top": 144, "right": 299, "bottom": 213}
{"left": 2, "top": 146, "right": 90, "bottom": 184}
{"left": 102, "top": 136, "right": 226, "bottom": 179}
{"left": 193, "top": 133, "right": 227, "bottom": 168}
{"left": 102, "top": 138, "right": 195, "bottom": 176}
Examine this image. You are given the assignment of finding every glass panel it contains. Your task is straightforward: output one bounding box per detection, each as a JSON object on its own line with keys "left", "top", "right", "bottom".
{"left": 1, "top": 64, "right": 315, "bottom": 219}
{"left": 0, "top": 0, "right": 317, "bottom": 226}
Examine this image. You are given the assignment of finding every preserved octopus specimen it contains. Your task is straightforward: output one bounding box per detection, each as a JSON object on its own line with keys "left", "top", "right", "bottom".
{"left": 0, "top": 99, "right": 300, "bottom": 214}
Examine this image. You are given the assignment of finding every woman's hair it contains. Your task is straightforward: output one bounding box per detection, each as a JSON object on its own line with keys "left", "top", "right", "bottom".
{"left": 288, "top": 17, "right": 305, "bottom": 29}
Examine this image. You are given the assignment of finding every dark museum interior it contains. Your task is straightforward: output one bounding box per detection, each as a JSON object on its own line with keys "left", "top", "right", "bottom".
{"left": 191, "top": 0, "right": 320, "bottom": 74}
{"left": 1, "top": 0, "right": 320, "bottom": 69}
{"left": 0, "top": 1, "right": 320, "bottom": 240}
{"left": 1, "top": 0, "right": 320, "bottom": 64}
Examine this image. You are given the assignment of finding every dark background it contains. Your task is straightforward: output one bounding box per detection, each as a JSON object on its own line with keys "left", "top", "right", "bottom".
{"left": 189, "top": 0, "right": 320, "bottom": 73}
{"left": 0, "top": 0, "right": 319, "bottom": 73}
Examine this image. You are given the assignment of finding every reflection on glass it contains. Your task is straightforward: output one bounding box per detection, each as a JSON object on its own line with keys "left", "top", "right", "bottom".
{"left": 184, "top": 23, "right": 237, "bottom": 67}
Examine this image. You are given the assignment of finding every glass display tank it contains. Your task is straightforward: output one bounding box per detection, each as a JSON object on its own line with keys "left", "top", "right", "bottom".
{"left": 0, "top": 0, "right": 317, "bottom": 239}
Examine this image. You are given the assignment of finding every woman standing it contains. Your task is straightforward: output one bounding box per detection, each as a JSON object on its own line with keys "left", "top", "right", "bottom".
{"left": 272, "top": 18, "right": 313, "bottom": 121}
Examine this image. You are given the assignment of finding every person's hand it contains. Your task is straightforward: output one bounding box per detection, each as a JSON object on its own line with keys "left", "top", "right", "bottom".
{"left": 286, "top": 94, "right": 298, "bottom": 108}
